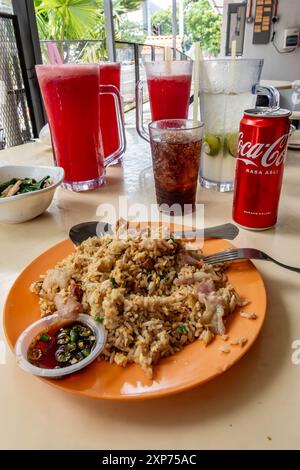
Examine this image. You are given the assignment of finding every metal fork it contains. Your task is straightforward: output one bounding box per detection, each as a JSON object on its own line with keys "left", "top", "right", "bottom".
{"left": 204, "top": 247, "right": 300, "bottom": 273}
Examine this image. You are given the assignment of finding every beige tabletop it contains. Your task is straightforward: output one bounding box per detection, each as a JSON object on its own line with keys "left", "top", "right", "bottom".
{"left": 291, "top": 111, "right": 300, "bottom": 120}
{"left": 260, "top": 79, "right": 292, "bottom": 90}
{"left": 1, "top": 136, "right": 300, "bottom": 450}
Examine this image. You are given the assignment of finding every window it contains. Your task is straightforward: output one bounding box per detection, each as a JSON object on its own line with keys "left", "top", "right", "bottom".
{"left": 225, "top": 2, "right": 247, "bottom": 56}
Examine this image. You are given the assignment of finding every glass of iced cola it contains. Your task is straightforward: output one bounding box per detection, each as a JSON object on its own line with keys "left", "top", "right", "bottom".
{"left": 149, "top": 119, "right": 203, "bottom": 214}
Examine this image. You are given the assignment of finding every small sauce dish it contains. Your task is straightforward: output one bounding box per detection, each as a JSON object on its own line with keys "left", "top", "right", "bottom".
{"left": 15, "top": 314, "right": 106, "bottom": 378}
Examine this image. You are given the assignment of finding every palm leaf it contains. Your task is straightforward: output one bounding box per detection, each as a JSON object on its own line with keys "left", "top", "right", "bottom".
{"left": 36, "top": 0, "right": 98, "bottom": 39}
{"left": 34, "top": 0, "right": 144, "bottom": 41}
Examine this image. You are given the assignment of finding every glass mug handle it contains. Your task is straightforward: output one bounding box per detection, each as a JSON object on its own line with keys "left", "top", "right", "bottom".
{"left": 99, "top": 84, "right": 126, "bottom": 166}
{"left": 254, "top": 84, "right": 280, "bottom": 109}
{"left": 290, "top": 124, "right": 296, "bottom": 136}
{"left": 136, "top": 80, "right": 150, "bottom": 142}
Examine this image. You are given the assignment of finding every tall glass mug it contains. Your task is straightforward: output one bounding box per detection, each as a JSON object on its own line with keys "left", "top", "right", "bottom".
{"left": 36, "top": 64, "right": 125, "bottom": 191}
{"left": 136, "top": 61, "right": 193, "bottom": 141}
{"left": 199, "top": 59, "right": 280, "bottom": 192}
{"left": 99, "top": 62, "right": 123, "bottom": 162}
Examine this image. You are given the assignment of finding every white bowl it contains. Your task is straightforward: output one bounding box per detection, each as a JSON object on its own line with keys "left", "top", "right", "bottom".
{"left": 0, "top": 165, "right": 64, "bottom": 223}
{"left": 14, "top": 313, "right": 107, "bottom": 378}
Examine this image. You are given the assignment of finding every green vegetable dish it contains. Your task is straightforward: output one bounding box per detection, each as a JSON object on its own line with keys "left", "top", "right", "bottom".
{"left": 0, "top": 176, "right": 51, "bottom": 198}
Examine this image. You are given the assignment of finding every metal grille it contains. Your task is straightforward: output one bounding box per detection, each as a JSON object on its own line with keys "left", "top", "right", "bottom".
{"left": 0, "top": 13, "right": 33, "bottom": 149}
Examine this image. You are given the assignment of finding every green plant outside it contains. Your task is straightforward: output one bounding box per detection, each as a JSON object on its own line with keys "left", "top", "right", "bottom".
{"left": 151, "top": 0, "right": 222, "bottom": 56}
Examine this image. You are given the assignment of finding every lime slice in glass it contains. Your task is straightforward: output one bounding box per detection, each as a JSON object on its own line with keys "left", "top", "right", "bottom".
{"left": 204, "top": 134, "right": 221, "bottom": 156}
{"left": 226, "top": 132, "right": 239, "bottom": 157}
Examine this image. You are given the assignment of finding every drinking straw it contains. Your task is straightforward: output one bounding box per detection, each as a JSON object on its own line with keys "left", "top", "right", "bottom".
{"left": 165, "top": 47, "right": 172, "bottom": 61}
{"left": 47, "top": 43, "right": 63, "bottom": 65}
{"left": 193, "top": 42, "right": 201, "bottom": 126}
{"left": 231, "top": 40, "right": 237, "bottom": 60}
{"left": 230, "top": 40, "right": 237, "bottom": 92}
{"left": 165, "top": 47, "right": 172, "bottom": 75}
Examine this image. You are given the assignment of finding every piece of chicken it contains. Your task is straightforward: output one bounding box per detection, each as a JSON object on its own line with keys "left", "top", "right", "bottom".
{"left": 176, "top": 250, "right": 203, "bottom": 268}
{"left": 42, "top": 268, "right": 71, "bottom": 295}
{"left": 54, "top": 294, "right": 83, "bottom": 320}
{"left": 2, "top": 180, "right": 22, "bottom": 197}
{"left": 174, "top": 271, "right": 211, "bottom": 285}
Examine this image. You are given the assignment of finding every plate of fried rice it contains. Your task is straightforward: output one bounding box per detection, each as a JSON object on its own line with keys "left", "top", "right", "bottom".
{"left": 4, "top": 223, "right": 266, "bottom": 400}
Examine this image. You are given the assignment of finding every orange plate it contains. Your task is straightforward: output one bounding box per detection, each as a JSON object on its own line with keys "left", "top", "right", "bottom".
{"left": 4, "top": 237, "right": 266, "bottom": 400}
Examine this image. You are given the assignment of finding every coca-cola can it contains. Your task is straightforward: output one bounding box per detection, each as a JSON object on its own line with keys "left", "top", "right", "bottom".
{"left": 232, "top": 107, "right": 291, "bottom": 230}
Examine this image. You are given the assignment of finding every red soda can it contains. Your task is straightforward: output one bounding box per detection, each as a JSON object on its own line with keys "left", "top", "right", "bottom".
{"left": 232, "top": 107, "right": 291, "bottom": 230}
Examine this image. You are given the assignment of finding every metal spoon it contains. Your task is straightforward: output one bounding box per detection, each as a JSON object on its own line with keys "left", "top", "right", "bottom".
{"left": 69, "top": 221, "right": 239, "bottom": 246}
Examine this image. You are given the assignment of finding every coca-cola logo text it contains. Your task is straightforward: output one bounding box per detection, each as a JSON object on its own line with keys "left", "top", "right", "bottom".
{"left": 237, "top": 131, "right": 289, "bottom": 167}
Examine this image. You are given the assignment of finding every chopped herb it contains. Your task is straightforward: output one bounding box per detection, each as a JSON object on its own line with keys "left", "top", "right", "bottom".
{"left": 66, "top": 342, "right": 76, "bottom": 352}
{"left": 177, "top": 325, "right": 187, "bottom": 334}
{"left": 55, "top": 349, "right": 71, "bottom": 363}
{"left": 160, "top": 273, "right": 169, "bottom": 280}
{"left": 40, "top": 334, "right": 51, "bottom": 342}
{"left": 79, "top": 327, "right": 91, "bottom": 337}
{"left": 94, "top": 316, "right": 104, "bottom": 323}
{"left": 110, "top": 277, "right": 118, "bottom": 287}
{"left": 70, "top": 330, "right": 78, "bottom": 343}
{"left": 82, "top": 348, "right": 90, "bottom": 358}
{"left": 169, "top": 236, "right": 177, "bottom": 243}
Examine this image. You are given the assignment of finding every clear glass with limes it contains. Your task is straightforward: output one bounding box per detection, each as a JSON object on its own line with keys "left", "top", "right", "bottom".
{"left": 198, "top": 59, "right": 274, "bottom": 192}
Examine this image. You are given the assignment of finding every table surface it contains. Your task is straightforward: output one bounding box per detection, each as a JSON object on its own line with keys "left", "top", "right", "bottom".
{"left": 291, "top": 111, "right": 300, "bottom": 120}
{"left": 1, "top": 132, "right": 300, "bottom": 450}
{"left": 260, "top": 79, "right": 292, "bottom": 90}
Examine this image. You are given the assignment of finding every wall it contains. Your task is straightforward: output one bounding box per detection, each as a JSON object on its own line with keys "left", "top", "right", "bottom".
{"left": 221, "top": 0, "right": 300, "bottom": 80}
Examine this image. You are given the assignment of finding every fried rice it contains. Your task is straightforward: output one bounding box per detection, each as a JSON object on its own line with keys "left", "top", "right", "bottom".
{"left": 30, "top": 234, "right": 243, "bottom": 378}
